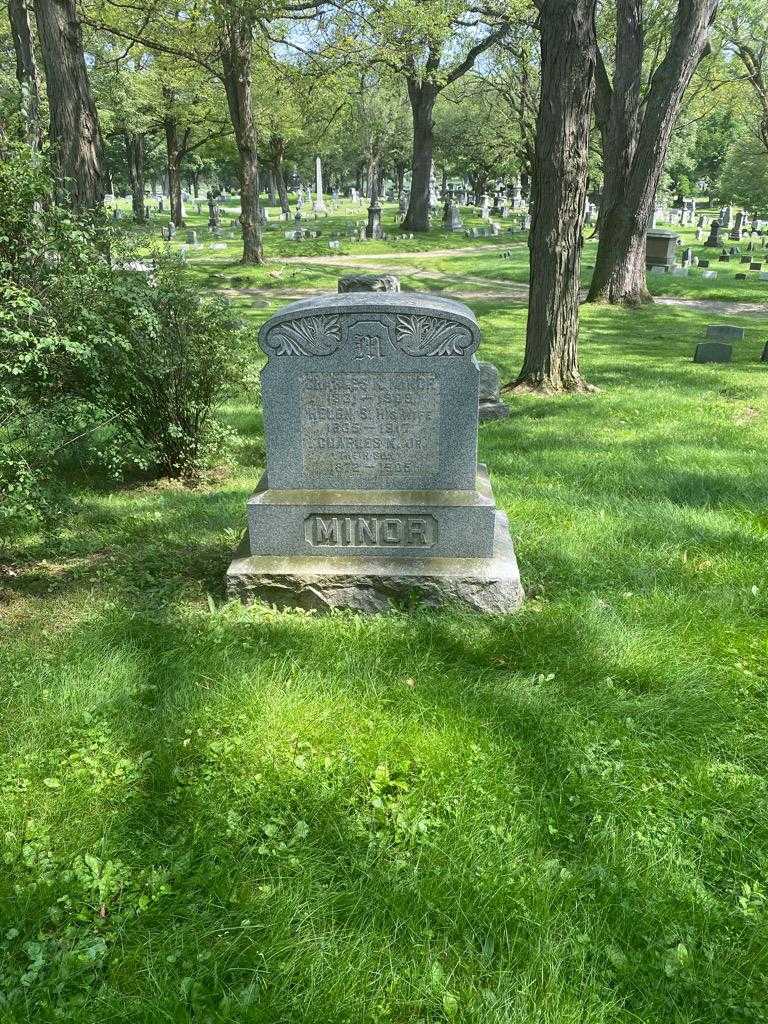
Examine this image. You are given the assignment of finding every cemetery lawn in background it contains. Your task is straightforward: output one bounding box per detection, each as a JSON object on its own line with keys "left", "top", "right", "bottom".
{"left": 2, "top": 286, "right": 767, "bottom": 1022}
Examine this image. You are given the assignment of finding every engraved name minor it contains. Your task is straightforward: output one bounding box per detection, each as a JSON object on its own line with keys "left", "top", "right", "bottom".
{"left": 305, "top": 514, "right": 437, "bottom": 548}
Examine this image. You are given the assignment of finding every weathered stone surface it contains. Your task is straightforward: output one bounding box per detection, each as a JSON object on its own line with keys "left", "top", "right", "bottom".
{"left": 227, "top": 510, "right": 524, "bottom": 614}
{"left": 645, "top": 229, "right": 678, "bottom": 267}
{"left": 227, "top": 290, "right": 523, "bottom": 614}
{"left": 477, "top": 361, "right": 509, "bottom": 421}
{"left": 338, "top": 274, "right": 401, "bottom": 293}
{"left": 694, "top": 341, "right": 732, "bottom": 364}
{"left": 258, "top": 293, "right": 481, "bottom": 492}
{"left": 248, "top": 465, "right": 498, "bottom": 559}
{"left": 706, "top": 324, "right": 744, "bottom": 342}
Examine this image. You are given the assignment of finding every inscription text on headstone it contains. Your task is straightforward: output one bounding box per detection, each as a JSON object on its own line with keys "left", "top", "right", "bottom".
{"left": 300, "top": 373, "right": 440, "bottom": 481}
{"left": 305, "top": 513, "right": 437, "bottom": 548}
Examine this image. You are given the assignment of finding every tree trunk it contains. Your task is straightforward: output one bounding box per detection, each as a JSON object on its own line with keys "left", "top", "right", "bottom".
{"left": 273, "top": 161, "right": 290, "bottom": 214}
{"left": 125, "top": 131, "right": 146, "bottom": 222}
{"left": 34, "top": 0, "right": 104, "bottom": 210}
{"left": 164, "top": 116, "right": 184, "bottom": 227}
{"left": 512, "top": 0, "right": 596, "bottom": 394}
{"left": 192, "top": 170, "right": 200, "bottom": 198}
{"left": 267, "top": 167, "right": 277, "bottom": 206}
{"left": 8, "top": 0, "right": 42, "bottom": 150}
{"left": 220, "top": 12, "right": 263, "bottom": 264}
{"left": 402, "top": 80, "right": 438, "bottom": 232}
{"left": 587, "top": 0, "right": 718, "bottom": 304}
{"left": 394, "top": 161, "right": 406, "bottom": 199}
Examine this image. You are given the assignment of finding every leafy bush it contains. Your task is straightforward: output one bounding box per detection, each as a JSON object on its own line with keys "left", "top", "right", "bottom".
{"left": 0, "top": 139, "right": 250, "bottom": 535}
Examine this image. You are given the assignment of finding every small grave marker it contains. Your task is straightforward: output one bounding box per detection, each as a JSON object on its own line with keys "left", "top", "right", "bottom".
{"left": 694, "top": 342, "right": 732, "bottom": 364}
{"left": 706, "top": 324, "right": 744, "bottom": 341}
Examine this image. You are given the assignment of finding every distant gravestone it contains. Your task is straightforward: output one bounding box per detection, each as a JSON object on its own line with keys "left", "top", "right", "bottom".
{"left": 699, "top": 259, "right": 710, "bottom": 268}
{"left": 226, "top": 293, "right": 524, "bottom": 613}
{"left": 646, "top": 229, "right": 678, "bottom": 268}
{"left": 338, "top": 274, "right": 400, "bottom": 293}
{"left": 702, "top": 270, "right": 718, "bottom": 280}
{"left": 478, "top": 362, "right": 509, "bottom": 421}
{"left": 706, "top": 324, "right": 744, "bottom": 342}
{"left": 694, "top": 341, "right": 732, "bottom": 364}
{"left": 750, "top": 262, "right": 763, "bottom": 271}
{"left": 442, "top": 196, "right": 463, "bottom": 232}
{"left": 705, "top": 221, "right": 723, "bottom": 248}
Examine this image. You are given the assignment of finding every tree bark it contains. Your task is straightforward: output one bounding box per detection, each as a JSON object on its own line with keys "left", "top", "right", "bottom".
{"left": 266, "top": 136, "right": 290, "bottom": 213}
{"left": 125, "top": 131, "right": 146, "bottom": 223}
{"left": 34, "top": 0, "right": 104, "bottom": 210}
{"left": 512, "top": 0, "right": 596, "bottom": 393}
{"left": 402, "top": 80, "right": 437, "bottom": 232}
{"left": 273, "top": 161, "right": 290, "bottom": 214}
{"left": 587, "top": 0, "right": 718, "bottom": 304}
{"left": 220, "top": 11, "right": 263, "bottom": 264}
{"left": 164, "top": 113, "right": 185, "bottom": 227}
{"left": 267, "top": 167, "right": 276, "bottom": 206}
{"left": 8, "top": 0, "right": 42, "bottom": 150}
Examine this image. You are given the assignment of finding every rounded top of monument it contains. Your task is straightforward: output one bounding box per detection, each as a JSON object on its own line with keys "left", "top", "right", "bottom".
{"left": 266, "top": 290, "right": 479, "bottom": 323}
{"left": 258, "top": 291, "right": 481, "bottom": 360}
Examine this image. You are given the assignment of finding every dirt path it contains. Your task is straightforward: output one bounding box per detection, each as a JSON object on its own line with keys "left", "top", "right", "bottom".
{"left": 654, "top": 297, "right": 768, "bottom": 317}
{"left": 219, "top": 260, "right": 768, "bottom": 319}
{"left": 275, "top": 245, "right": 509, "bottom": 265}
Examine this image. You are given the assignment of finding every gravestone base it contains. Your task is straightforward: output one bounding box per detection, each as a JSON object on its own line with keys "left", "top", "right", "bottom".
{"left": 226, "top": 509, "right": 523, "bottom": 614}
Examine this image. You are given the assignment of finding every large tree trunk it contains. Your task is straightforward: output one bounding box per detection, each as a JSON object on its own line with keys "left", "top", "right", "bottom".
{"left": 164, "top": 115, "right": 184, "bottom": 227}
{"left": 125, "top": 131, "right": 146, "bottom": 223}
{"left": 8, "top": 0, "right": 42, "bottom": 150}
{"left": 402, "top": 80, "right": 438, "bottom": 232}
{"left": 587, "top": 0, "right": 718, "bottom": 304}
{"left": 267, "top": 167, "right": 276, "bottom": 206}
{"left": 511, "top": 0, "right": 596, "bottom": 394}
{"left": 220, "top": 12, "right": 263, "bottom": 265}
{"left": 34, "top": 0, "right": 104, "bottom": 210}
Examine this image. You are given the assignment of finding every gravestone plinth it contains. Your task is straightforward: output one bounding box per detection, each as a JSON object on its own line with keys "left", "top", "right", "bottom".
{"left": 227, "top": 293, "right": 523, "bottom": 613}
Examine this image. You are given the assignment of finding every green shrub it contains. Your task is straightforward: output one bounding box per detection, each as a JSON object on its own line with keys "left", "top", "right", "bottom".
{"left": 0, "top": 140, "right": 250, "bottom": 534}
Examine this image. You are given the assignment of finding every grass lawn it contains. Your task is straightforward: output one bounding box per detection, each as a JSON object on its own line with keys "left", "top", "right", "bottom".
{"left": 2, "top": 223, "right": 768, "bottom": 1022}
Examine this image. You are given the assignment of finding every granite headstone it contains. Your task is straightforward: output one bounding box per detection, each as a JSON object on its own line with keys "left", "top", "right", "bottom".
{"left": 694, "top": 342, "right": 732, "bottom": 364}
{"left": 227, "top": 293, "right": 524, "bottom": 612}
{"left": 706, "top": 324, "right": 744, "bottom": 342}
